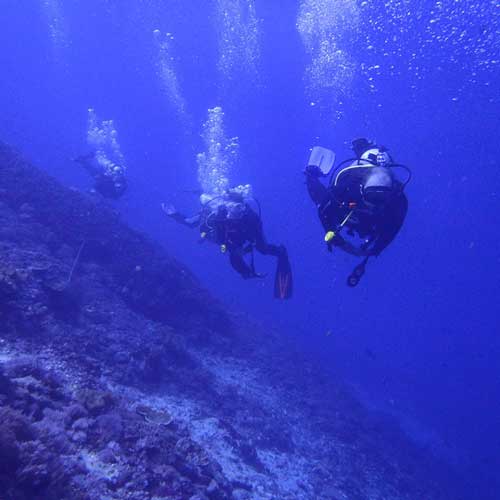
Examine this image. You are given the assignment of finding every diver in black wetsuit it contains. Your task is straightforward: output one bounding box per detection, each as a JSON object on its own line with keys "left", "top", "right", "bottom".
{"left": 162, "top": 187, "right": 292, "bottom": 298}
{"left": 305, "top": 138, "right": 409, "bottom": 286}
{"left": 75, "top": 152, "right": 127, "bottom": 199}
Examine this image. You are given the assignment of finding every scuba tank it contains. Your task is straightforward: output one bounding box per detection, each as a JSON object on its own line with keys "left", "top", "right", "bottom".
{"left": 362, "top": 166, "right": 394, "bottom": 207}
{"left": 333, "top": 147, "right": 399, "bottom": 209}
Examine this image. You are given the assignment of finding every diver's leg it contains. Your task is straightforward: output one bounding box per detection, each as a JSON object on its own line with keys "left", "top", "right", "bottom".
{"left": 347, "top": 257, "right": 369, "bottom": 287}
{"left": 229, "top": 249, "right": 255, "bottom": 279}
{"left": 254, "top": 221, "right": 282, "bottom": 257}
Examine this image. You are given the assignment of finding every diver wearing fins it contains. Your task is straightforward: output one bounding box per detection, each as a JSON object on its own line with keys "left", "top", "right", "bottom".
{"left": 75, "top": 152, "right": 127, "bottom": 199}
{"left": 305, "top": 138, "right": 410, "bottom": 286}
{"left": 161, "top": 185, "right": 293, "bottom": 299}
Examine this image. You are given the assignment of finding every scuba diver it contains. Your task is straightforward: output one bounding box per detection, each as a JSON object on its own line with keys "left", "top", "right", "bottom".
{"left": 161, "top": 185, "right": 293, "bottom": 299}
{"left": 305, "top": 138, "right": 410, "bottom": 286}
{"left": 75, "top": 152, "right": 127, "bottom": 199}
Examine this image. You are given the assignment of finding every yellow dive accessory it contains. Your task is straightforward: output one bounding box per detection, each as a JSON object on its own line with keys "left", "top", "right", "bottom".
{"left": 324, "top": 210, "right": 354, "bottom": 244}
{"left": 325, "top": 231, "right": 335, "bottom": 242}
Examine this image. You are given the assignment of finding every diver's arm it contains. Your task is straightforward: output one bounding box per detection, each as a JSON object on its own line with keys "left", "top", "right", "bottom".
{"left": 254, "top": 219, "right": 283, "bottom": 257}
{"left": 370, "top": 193, "right": 408, "bottom": 256}
{"left": 174, "top": 214, "right": 201, "bottom": 228}
{"left": 161, "top": 203, "right": 200, "bottom": 228}
{"left": 305, "top": 167, "right": 330, "bottom": 207}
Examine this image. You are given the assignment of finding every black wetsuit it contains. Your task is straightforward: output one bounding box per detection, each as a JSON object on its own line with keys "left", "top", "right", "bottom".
{"left": 92, "top": 173, "right": 127, "bottom": 199}
{"left": 306, "top": 166, "right": 407, "bottom": 257}
{"left": 172, "top": 203, "right": 283, "bottom": 278}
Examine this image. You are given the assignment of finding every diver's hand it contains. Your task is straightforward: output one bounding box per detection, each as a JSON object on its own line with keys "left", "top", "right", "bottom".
{"left": 304, "top": 165, "right": 324, "bottom": 177}
{"left": 161, "top": 203, "right": 177, "bottom": 217}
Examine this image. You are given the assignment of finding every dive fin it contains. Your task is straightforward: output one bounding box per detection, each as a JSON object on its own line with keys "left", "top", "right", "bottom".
{"left": 274, "top": 250, "right": 293, "bottom": 300}
{"left": 347, "top": 257, "right": 369, "bottom": 287}
{"left": 308, "top": 146, "right": 336, "bottom": 176}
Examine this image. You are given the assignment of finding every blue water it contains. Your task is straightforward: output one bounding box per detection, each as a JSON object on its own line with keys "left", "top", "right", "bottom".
{"left": 1, "top": 1, "right": 499, "bottom": 497}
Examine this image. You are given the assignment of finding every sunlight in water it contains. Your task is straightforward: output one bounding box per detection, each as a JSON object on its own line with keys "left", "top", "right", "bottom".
{"left": 87, "top": 108, "right": 126, "bottom": 175}
{"left": 196, "top": 107, "right": 239, "bottom": 195}
{"left": 153, "top": 29, "right": 187, "bottom": 117}
{"left": 215, "top": 0, "right": 261, "bottom": 83}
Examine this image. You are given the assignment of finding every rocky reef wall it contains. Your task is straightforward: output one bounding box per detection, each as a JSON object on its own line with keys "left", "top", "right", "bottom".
{"left": 0, "top": 142, "right": 228, "bottom": 330}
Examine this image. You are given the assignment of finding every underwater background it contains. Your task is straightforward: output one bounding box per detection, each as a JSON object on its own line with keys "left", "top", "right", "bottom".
{"left": 1, "top": 0, "right": 499, "bottom": 498}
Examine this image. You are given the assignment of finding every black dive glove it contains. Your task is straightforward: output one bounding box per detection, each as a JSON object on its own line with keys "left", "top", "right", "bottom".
{"left": 304, "top": 165, "right": 325, "bottom": 177}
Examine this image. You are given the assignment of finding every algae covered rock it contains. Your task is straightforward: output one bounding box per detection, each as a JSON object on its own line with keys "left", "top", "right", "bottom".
{"left": 78, "top": 389, "right": 115, "bottom": 416}
{"left": 135, "top": 404, "right": 173, "bottom": 426}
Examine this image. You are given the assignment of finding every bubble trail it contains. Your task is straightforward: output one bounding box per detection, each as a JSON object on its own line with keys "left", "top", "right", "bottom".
{"left": 153, "top": 29, "right": 187, "bottom": 118}
{"left": 215, "top": 0, "right": 261, "bottom": 83}
{"left": 196, "top": 107, "right": 239, "bottom": 196}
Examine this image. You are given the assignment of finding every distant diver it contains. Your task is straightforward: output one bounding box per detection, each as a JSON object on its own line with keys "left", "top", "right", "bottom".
{"left": 75, "top": 151, "right": 127, "bottom": 199}
{"left": 77, "top": 108, "right": 128, "bottom": 199}
{"left": 305, "top": 138, "right": 410, "bottom": 286}
{"left": 161, "top": 185, "right": 293, "bottom": 299}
